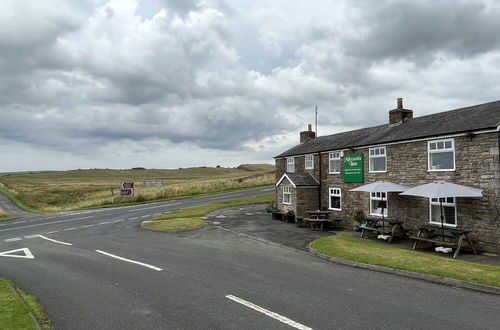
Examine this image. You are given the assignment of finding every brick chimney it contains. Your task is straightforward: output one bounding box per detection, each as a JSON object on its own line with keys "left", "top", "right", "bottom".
{"left": 389, "top": 98, "right": 413, "bottom": 126}
{"left": 300, "top": 124, "right": 316, "bottom": 143}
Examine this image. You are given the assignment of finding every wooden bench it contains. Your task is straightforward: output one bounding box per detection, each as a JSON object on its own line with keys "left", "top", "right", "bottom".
{"left": 409, "top": 236, "right": 456, "bottom": 247}
{"left": 359, "top": 220, "right": 409, "bottom": 243}
{"left": 411, "top": 225, "right": 477, "bottom": 259}
{"left": 303, "top": 218, "right": 342, "bottom": 231}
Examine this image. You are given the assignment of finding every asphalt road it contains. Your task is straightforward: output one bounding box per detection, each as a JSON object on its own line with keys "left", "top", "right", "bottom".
{"left": 1, "top": 187, "right": 499, "bottom": 329}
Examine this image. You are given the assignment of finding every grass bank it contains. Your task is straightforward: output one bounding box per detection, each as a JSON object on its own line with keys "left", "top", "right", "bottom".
{"left": 143, "top": 193, "right": 275, "bottom": 232}
{"left": 0, "top": 278, "right": 51, "bottom": 329}
{"left": 0, "top": 165, "right": 274, "bottom": 213}
{"left": 311, "top": 235, "right": 500, "bottom": 288}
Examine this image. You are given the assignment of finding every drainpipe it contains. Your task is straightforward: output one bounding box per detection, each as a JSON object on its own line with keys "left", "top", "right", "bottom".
{"left": 318, "top": 152, "right": 322, "bottom": 210}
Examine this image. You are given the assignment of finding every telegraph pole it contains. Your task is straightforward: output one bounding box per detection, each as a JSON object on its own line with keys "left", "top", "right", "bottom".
{"left": 315, "top": 106, "right": 318, "bottom": 136}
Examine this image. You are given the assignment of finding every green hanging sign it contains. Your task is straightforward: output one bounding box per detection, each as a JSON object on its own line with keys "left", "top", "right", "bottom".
{"left": 343, "top": 153, "right": 364, "bottom": 183}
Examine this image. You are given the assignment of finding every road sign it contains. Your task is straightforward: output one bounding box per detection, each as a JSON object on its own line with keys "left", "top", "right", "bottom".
{"left": 121, "top": 182, "right": 134, "bottom": 189}
{"left": 121, "top": 188, "right": 134, "bottom": 196}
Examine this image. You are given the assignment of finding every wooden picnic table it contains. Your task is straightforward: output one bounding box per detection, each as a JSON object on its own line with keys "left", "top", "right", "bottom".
{"left": 410, "top": 224, "right": 477, "bottom": 259}
{"left": 359, "top": 217, "right": 408, "bottom": 243}
{"left": 303, "top": 210, "right": 341, "bottom": 231}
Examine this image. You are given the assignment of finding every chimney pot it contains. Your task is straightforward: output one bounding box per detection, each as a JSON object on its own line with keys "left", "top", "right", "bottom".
{"left": 300, "top": 124, "right": 316, "bottom": 143}
{"left": 389, "top": 98, "right": 413, "bottom": 125}
{"left": 397, "top": 98, "right": 403, "bottom": 109}
{"left": 308, "top": 124, "right": 312, "bottom": 132}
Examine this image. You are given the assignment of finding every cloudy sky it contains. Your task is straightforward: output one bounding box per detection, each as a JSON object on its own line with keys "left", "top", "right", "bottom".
{"left": 1, "top": 0, "right": 500, "bottom": 172}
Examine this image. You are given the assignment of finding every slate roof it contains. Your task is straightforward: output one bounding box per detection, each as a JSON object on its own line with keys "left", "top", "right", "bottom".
{"left": 278, "top": 173, "right": 319, "bottom": 187}
{"left": 276, "top": 100, "right": 500, "bottom": 158}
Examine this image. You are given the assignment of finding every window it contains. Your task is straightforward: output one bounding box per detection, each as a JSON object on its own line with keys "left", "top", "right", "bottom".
{"left": 428, "top": 139, "right": 455, "bottom": 171}
{"left": 283, "top": 186, "right": 292, "bottom": 204}
{"left": 286, "top": 158, "right": 295, "bottom": 172}
{"left": 305, "top": 155, "right": 314, "bottom": 169}
{"left": 329, "top": 188, "right": 341, "bottom": 211}
{"left": 370, "top": 192, "right": 387, "bottom": 217}
{"left": 429, "top": 197, "right": 456, "bottom": 226}
{"left": 369, "top": 147, "right": 386, "bottom": 172}
{"left": 329, "top": 151, "right": 341, "bottom": 174}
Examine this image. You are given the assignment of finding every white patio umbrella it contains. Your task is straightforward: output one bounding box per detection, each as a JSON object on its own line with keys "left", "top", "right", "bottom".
{"left": 350, "top": 181, "right": 410, "bottom": 221}
{"left": 399, "top": 181, "right": 483, "bottom": 228}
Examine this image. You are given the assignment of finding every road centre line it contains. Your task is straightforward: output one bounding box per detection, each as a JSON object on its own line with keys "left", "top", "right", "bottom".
{"left": 95, "top": 250, "right": 162, "bottom": 271}
{"left": 81, "top": 224, "right": 94, "bottom": 228}
{"left": 24, "top": 234, "right": 39, "bottom": 239}
{"left": 0, "top": 216, "right": 94, "bottom": 233}
{"left": 45, "top": 230, "right": 59, "bottom": 234}
{"left": 113, "top": 219, "right": 124, "bottom": 222}
{"left": 63, "top": 227, "right": 79, "bottom": 231}
{"left": 38, "top": 235, "right": 72, "bottom": 246}
{"left": 127, "top": 202, "right": 182, "bottom": 212}
{"left": 5, "top": 238, "right": 21, "bottom": 242}
{"left": 98, "top": 221, "right": 110, "bottom": 225}
{"left": 226, "top": 295, "right": 313, "bottom": 330}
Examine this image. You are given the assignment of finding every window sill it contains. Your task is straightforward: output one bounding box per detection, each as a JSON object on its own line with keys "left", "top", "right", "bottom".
{"left": 428, "top": 169, "right": 455, "bottom": 172}
{"left": 368, "top": 171, "right": 387, "bottom": 173}
{"left": 328, "top": 172, "right": 341, "bottom": 174}
{"left": 329, "top": 208, "right": 341, "bottom": 211}
{"left": 429, "top": 221, "right": 457, "bottom": 228}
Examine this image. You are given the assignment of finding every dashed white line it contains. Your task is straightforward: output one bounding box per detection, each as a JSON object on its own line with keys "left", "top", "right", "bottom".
{"left": 81, "top": 224, "right": 94, "bottom": 228}
{"left": 113, "top": 219, "right": 125, "bottom": 223}
{"left": 24, "top": 234, "right": 39, "bottom": 239}
{"left": 38, "top": 235, "right": 72, "bottom": 246}
{"left": 45, "top": 230, "right": 59, "bottom": 234}
{"left": 95, "top": 250, "right": 162, "bottom": 271}
{"left": 98, "top": 221, "right": 110, "bottom": 225}
{"left": 0, "top": 216, "right": 94, "bottom": 233}
{"left": 127, "top": 202, "right": 181, "bottom": 212}
{"left": 5, "top": 238, "right": 21, "bottom": 242}
{"left": 226, "top": 295, "right": 313, "bottom": 330}
{"left": 15, "top": 220, "right": 27, "bottom": 224}
{"left": 129, "top": 217, "right": 138, "bottom": 220}
{"left": 63, "top": 227, "right": 79, "bottom": 231}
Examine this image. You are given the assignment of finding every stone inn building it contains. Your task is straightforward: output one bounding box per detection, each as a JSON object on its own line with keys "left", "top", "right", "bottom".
{"left": 274, "top": 99, "right": 500, "bottom": 253}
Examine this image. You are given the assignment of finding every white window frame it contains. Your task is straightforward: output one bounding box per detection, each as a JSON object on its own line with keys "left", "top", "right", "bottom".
{"left": 329, "top": 188, "right": 341, "bottom": 211}
{"left": 305, "top": 155, "right": 314, "bottom": 169}
{"left": 329, "top": 151, "right": 342, "bottom": 174}
{"left": 283, "top": 186, "right": 292, "bottom": 204}
{"left": 429, "top": 197, "right": 457, "bottom": 227}
{"left": 369, "top": 146, "right": 387, "bottom": 173}
{"left": 286, "top": 157, "right": 295, "bottom": 173}
{"left": 369, "top": 192, "right": 388, "bottom": 217}
{"left": 428, "top": 139, "right": 455, "bottom": 171}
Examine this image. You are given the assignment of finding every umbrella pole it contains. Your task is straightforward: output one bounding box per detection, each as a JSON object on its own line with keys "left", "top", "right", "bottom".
{"left": 440, "top": 199, "right": 444, "bottom": 241}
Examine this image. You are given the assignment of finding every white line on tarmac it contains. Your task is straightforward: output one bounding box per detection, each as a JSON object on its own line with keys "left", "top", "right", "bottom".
{"left": 14, "top": 220, "right": 27, "bottom": 224}
{"left": 226, "top": 295, "right": 313, "bottom": 330}
{"left": 95, "top": 250, "right": 162, "bottom": 271}
{"left": 45, "top": 231, "right": 59, "bottom": 234}
{"left": 63, "top": 227, "right": 79, "bottom": 231}
{"left": 127, "top": 202, "right": 181, "bottom": 212}
{"left": 38, "top": 235, "right": 72, "bottom": 246}
{"left": 81, "top": 224, "right": 94, "bottom": 228}
{"left": 98, "top": 221, "right": 110, "bottom": 225}
{"left": 0, "top": 216, "right": 94, "bottom": 233}
{"left": 113, "top": 219, "right": 124, "bottom": 222}
{"left": 24, "top": 234, "right": 39, "bottom": 239}
{"left": 5, "top": 238, "right": 21, "bottom": 242}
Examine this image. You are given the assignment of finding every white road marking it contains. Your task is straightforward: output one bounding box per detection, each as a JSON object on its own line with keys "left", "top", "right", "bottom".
{"left": 44, "top": 216, "right": 55, "bottom": 219}
{"left": 63, "top": 227, "right": 79, "bottom": 231}
{"left": 0, "top": 248, "right": 34, "bottom": 259}
{"left": 81, "top": 224, "right": 94, "bottom": 228}
{"left": 95, "top": 250, "right": 162, "bottom": 271}
{"left": 98, "top": 221, "right": 110, "bottom": 225}
{"left": 0, "top": 216, "right": 94, "bottom": 232}
{"left": 15, "top": 220, "right": 27, "bottom": 224}
{"left": 129, "top": 217, "right": 138, "bottom": 220}
{"left": 226, "top": 295, "right": 313, "bottom": 330}
{"left": 114, "top": 219, "right": 124, "bottom": 223}
{"left": 24, "top": 234, "right": 39, "bottom": 239}
{"left": 5, "top": 238, "right": 21, "bottom": 242}
{"left": 38, "top": 235, "right": 72, "bottom": 246}
{"left": 127, "top": 202, "right": 181, "bottom": 212}
{"left": 44, "top": 230, "right": 59, "bottom": 234}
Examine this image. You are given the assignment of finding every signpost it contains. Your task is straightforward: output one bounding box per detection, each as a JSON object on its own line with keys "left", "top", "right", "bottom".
{"left": 343, "top": 153, "right": 364, "bottom": 183}
{"left": 120, "top": 182, "right": 134, "bottom": 197}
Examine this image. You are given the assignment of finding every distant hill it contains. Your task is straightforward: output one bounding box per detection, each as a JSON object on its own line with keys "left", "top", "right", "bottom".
{"left": 236, "top": 164, "right": 275, "bottom": 172}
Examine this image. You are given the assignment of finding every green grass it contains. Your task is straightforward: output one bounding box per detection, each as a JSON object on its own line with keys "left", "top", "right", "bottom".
{"left": 0, "top": 278, "right": 51, "bottom": 329}
{"left": 311, "top": 235, "right": 500, "bottom": 288}
{"left": 0, "top": 208, "right": 13, "bottom": 221}
{"left": 143, "top": 193, "right": 275, "bottom": 232}
{"left": 0, "top": 165, "right": 274, "bottom": 212}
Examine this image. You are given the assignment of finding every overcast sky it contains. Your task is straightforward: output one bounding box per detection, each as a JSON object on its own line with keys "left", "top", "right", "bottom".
{"left": 2, "top": 0, "right": 500, "bottom": 172}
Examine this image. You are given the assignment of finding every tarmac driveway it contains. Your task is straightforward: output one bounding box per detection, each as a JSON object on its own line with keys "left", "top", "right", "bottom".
{"left": 205, "top": 204, "right": 335, "bottom": 250}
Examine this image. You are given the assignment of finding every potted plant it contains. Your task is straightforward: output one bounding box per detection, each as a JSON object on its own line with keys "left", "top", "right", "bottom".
{"left": 272, "top": 208, "right": 283, "bottom": 220}
{"left": 284, "top": 210, "right": 295, "bottom": 223}
{"left": 352, "top": 209, "right": 366, "bottom": 231}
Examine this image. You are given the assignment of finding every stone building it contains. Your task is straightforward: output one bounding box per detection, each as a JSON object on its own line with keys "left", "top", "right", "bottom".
{"left": 274, "top": 99, "right": 500, "bottom": 253}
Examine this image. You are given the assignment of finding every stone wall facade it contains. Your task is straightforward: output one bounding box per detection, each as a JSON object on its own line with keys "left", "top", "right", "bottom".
{"left": 276, "top": 132, "right": 500, "bottom": 253}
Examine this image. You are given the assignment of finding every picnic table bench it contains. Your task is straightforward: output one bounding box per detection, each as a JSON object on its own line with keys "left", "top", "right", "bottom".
{"left": 359, "top": 217, "right": 409, "bottom": 243}
{"left": 411, "top": 225, "right": 477, "bottom": 259}
{"left": 303, "top": 210, "right": 342, "bottom": 231}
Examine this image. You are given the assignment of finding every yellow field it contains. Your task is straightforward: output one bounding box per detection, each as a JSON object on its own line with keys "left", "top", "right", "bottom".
{"left": 0, "top": 164, "right": 274, "bottom": 212}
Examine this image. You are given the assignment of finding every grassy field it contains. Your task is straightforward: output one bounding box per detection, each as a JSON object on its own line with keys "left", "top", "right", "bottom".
{"left": 0, "top": 164, "right": 274, "bottom": 212}
{"left": 143, "top": 193, "right": 275, "bottom": 232}
{"left": 0, "top": 278, "right": 51, "bottom": 329}
{"left": 311, "top": 235, "right": 500, "bottom": 288}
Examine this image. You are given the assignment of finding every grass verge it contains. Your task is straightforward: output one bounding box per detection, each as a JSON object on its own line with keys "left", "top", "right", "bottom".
{"left": 311, "top": 235, "right": 500, "bottom": 288}
{"left": 143, "top": 193, "right": 275, "bottom": 232}
{"left": 0, "top": 209, "right": 13, "bottom": 222}
{"left": 0, "top": 278, "right": 51, "bottom": 329}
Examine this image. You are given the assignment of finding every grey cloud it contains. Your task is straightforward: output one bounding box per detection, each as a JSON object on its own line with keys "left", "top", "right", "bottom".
{"left": 344, "top": 0, "right": 500, "bottom": 64}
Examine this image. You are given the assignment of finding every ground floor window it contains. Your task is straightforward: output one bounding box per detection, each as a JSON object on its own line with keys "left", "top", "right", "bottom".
{"left": 283, "top": 186, "right": 292, "bottom": 204}
{"left": 370, "top": 192, "right": 387, "bottom": 217}
{"left": 429, "top": 197, "right": 456, "bottom": 226}
{"left": 329, "top": 188, "right": 341, "bottom": 210}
